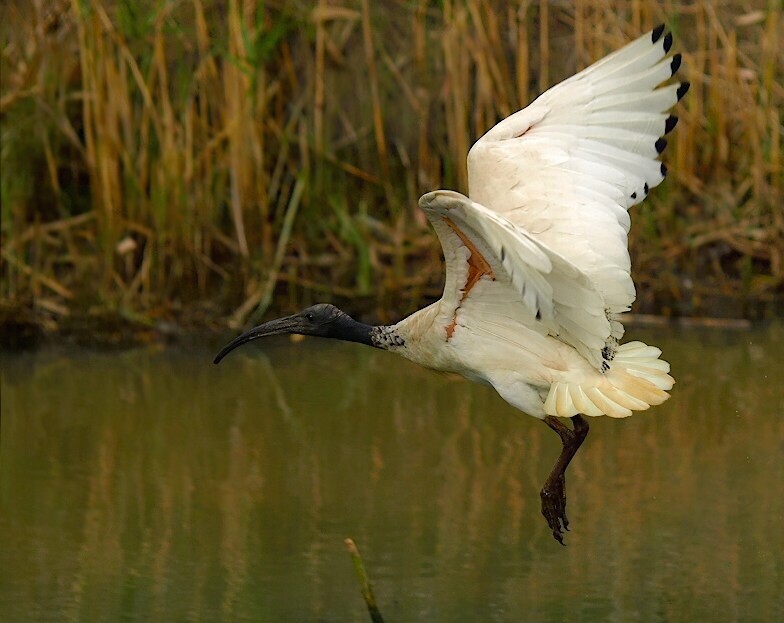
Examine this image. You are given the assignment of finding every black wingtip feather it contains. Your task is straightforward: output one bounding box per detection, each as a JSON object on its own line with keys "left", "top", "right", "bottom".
{"left": 663, "top": 32, "right": 673, "bottom": 53}
{"left": 677, "top": 82, "right": 690, "bottom": 100}
{"left": 665, "top": 115, "right": 678, "bottom": 134}
{"left": 661, "top": 163, "right": 668, "bottom": 177}
{"left": 644, "top": 182, "right": 649, "bottom": 194}
{"left": 652, "top": 24, "right": 666, "bottom": 43}
{"left": 670, "top": 53, "right": 682, "bottom": 74}
{"left": 655, "top": 138, "right": 667, "bottom": 154}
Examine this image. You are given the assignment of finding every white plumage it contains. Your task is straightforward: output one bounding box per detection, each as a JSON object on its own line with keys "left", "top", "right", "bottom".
{"left": 389, "top": 26, "right": 684, "bottom": 420}
{"left": 215, "top": 26, "right": 688, "bottom": 544}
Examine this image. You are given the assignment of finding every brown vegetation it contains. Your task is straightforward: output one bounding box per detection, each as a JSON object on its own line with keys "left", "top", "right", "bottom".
{"left": 1, "top": 0, "right": 782, "bottom": 336}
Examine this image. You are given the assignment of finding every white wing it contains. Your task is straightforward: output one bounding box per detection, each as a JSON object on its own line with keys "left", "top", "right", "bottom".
{"left": 467, "top": 25, "right": 688, "bottom": 318}
{"left": 419, "top": 190, "right": 610, "bottom": 367}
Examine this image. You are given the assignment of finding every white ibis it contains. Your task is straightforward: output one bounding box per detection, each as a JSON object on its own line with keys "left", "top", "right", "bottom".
{"left": 215, "top": 25, "right": 684, "bottom": 544}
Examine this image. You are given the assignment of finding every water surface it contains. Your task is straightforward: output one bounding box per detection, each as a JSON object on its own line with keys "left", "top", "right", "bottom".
{"left": 2, "top": 325, "right": 783, "bottom": 622}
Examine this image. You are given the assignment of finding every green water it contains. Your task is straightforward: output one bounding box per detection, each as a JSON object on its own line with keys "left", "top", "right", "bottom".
{"left": 2, "top": 325, "right": 783, "bottom": 622}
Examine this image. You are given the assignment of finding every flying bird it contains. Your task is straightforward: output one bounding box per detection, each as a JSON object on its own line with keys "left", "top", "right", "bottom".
{"left": 215, "top": 25, "right": 685, "bottom": 544}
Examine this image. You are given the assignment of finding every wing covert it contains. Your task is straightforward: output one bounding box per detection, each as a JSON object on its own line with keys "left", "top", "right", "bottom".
{"left": 419, "top": 190, "right": 612, "bottom": 367}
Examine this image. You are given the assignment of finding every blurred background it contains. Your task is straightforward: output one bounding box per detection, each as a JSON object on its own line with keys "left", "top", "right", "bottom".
{"left": 1, "top": 0, "right": 782, "bottom": 343}
{"left": 2, "top": 3, "right": 784, "bottom": 622}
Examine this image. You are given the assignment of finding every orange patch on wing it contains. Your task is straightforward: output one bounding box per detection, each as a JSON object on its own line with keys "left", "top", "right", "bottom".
{"left": 444, "top": 218, "right": 495, "bottom": 339}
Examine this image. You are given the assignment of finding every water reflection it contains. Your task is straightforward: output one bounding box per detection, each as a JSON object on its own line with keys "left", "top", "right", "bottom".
{"left": 1, "top": 326, "right": 783, "bottom": 622}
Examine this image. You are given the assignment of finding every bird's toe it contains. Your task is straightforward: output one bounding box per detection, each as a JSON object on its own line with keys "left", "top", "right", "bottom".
{"left": 540, "top": 477, "right": 569, "bottom": 544}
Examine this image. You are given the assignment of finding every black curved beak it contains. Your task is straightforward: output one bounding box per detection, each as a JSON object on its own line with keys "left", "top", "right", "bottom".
{"left": 213, "top": 315, "right": 304, "bottom": 364}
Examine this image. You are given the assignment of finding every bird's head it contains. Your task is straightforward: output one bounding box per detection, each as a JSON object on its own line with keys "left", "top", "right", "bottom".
{"left": 213, "top": 303, "right": 374, "bottom": 364}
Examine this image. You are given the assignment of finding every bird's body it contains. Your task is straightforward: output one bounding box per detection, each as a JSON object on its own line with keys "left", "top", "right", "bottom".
{"left": 215, "top": 25, "right": 686, "bottom": 543}
{"left": 376, "top": 232, "right": 672, "bottom": 420}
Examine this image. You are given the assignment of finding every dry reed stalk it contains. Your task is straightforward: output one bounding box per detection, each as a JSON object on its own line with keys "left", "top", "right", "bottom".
{"left": 225, "top": 0, "right": 250, "bottom": 258}
{"left": 441, "top": 0, "right": 470, "bottom": 192}
{"left": 230, "top": 176, "right": 306, "bottom": 329}
{"left": 314, "top": 0, "right": 326, "bottom": 156}
{"left": 538, "top": 0, "right": 549, "bottom": 93}
{"left": 574, "top": 0, "right": 585, "bottom": 70}
{"left": 360, "top": 0, "right": 390, "bottom": 194}
{"left": 1, "top": 248, "right": 74, "bottom": 301}
{"left": 516, "top": 3, "right": 531, "bottom": 107}
{"left": 1, "top": 1, "right": 781, "bottom": 325}
{"left": 467, "top": 0, "right": 512, "bottom": 120}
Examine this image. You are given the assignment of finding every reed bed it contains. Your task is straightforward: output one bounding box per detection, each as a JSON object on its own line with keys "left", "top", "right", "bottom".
{"left": 1, "top": 0, "right": 782, "bottom": 331}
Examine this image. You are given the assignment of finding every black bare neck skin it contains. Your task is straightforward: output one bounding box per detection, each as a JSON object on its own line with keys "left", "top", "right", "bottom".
{"left": 329, "top": 314, "right": 377, "bottom": 347}
{"left": 329, "top": 315, "right": 405, "bottom": 351}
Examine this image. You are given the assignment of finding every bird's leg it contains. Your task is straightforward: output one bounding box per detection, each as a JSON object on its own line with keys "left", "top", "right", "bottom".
{"left": 540, "top": 414, "right": 589, "bottom": 545}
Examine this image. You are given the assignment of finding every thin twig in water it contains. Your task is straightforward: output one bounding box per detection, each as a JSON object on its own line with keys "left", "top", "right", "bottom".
{"left": 344, "top": 538, "right": 384, "bottom": 623}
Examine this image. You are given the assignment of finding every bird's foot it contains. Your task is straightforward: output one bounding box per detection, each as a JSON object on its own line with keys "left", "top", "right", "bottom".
{"left": 540, "top": 473, "right": 568, "bottom": 545}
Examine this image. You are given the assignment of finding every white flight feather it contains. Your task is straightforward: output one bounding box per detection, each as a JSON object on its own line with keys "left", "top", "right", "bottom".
{"left": 467, "top": 26, "right": 683, "bottom": 326}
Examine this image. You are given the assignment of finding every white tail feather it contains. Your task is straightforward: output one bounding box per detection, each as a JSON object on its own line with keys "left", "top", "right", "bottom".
{"left": 543, "top": 341, "right": 674, "bottom": 418}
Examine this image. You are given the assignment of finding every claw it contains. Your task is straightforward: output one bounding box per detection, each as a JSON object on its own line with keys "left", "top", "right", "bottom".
{"left": 540, "top": 484, "right": 569, "bottom": 545}
{"left": 540, "top": 473, "right": 569, "bottom": 544}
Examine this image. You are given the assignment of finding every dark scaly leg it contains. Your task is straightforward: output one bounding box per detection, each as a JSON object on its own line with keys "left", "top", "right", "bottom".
{"left": 540, "top": 414, "right": 589, "bottom": 545}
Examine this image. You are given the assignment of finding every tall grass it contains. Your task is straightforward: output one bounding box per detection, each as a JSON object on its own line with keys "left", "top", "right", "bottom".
{"left": 1, "top": 0, "right": 781, "bottom": 329}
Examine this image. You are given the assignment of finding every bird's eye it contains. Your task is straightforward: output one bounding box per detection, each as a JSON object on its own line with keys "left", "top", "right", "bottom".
{"left": 305, "top": 313, "right": 314, "bottom": 321}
